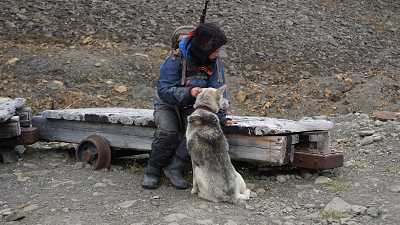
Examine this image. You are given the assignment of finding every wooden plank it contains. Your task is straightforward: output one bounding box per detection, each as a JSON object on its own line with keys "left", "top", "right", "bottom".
{"left": 0, "top": 98, "right": 25, "bottom": 123}
{"left": 40, "top": 108, "right": 333, "bottom": 136}
{"left": 0, "top": 116, "right": 21, "bottom": 138}
{"left": 32, "top": 117, "right": 154, "bottom": 150}
{"left": 226, "top": 134, "right": 289, "bottom": 164}
{"left": 41, "top": 108, "right": 155, "bottom": 127}
{"left": 295, "top": 131, "right": 331, "bottom": 155}
{"left": 32, "top": 117, "right": 291, "bottom": 164}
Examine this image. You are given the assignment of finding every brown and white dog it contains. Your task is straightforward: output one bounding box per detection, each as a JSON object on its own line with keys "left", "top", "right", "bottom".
{"left": 186, "top": 85, "right": 250, "bottom": 203}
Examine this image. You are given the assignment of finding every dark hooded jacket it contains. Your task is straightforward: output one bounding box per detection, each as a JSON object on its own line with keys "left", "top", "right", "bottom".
{"left": 155, "top": 37, "right": 228, "bottom": 124}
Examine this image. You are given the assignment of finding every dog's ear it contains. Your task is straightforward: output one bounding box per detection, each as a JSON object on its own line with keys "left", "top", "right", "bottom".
{"left": 217, "top": 85, "right": 226, "bottom": 98}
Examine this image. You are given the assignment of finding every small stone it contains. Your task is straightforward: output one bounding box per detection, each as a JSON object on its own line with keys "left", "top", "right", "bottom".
{"left": 304, "top": 203, "right": 316, "bottom": 209}
{"left": 372, "top": 135, "right": 383, "bottom": 142}
{"left": 15, "top": 145, "right": 26, "bottom": 154}
{"left": 15, "top": 172, "right": 30, "bottom": 182}
{"left": 198, "top": 203, "right": 208, "bottom": 209}
{"left": 102, "top": 178, "right": 117, "bottom": 186}
{"left": 0, "top": 208, "right": 13, "bottom": 216}
{"left": 48, "top": 162, "right": 60, "bottom": 168}
{"left": 373, "top": 111, "right": 400, "bottom": 121}
{"left": 250, "top": 191, "right": 257, "bottom": 198}
{"left": 271, "top": 218, "right": 283, "bottom": 225}
{"left": 5, "top": 211, "right": 25, "bottom": 222}
{"left": 389, "top": 185, "right": 400, "bottom": 193}
{"left": 360, "top": 136, "right": 375, "bottom": 146}
{"left": 73, "top": 162, "right": 86, "bottom": 169}
{"left": 23, "top": 163, "right": 38, "bottom": 169}
{"left": 283, "top": 207, "right": 293, "bottom": 213}
{"left": 300, "top": 171, "right": 313, "bottom": 179}
{"left": 324, "top": 197, "right": 352, "bottom": 213}
{"left": 374, "top": 120, "right": 385, "bottom": 126}
{"left": 351, "top": 205, "right": 367, "bottom": 215}
{"left": 245, "top": 204, "right": 255, "bottom": 210}
{"left": 94, "top": 182, "right": 107, "bottom": 188}
{"left": 246, "top": 182, "right": 255, "bottom": 190}
{"left": 92, "top": 192, "right": 103, "bottom": 196}
{"left": 163, "top": 213, "right": 188, "bottom": 222}
{"left": 224, "top": 219, "right": 238, "bottom": 225}
{"left": 118, "top": 200, "right": 137, "bottom": 209}
{"left": 196, "top": 219, "right": 214, "bottom": 225}
{"left": 255, "top": 188, "right": 266, "bottom": 194}
{"left": 344, "top": 160, "right": 356, "bottom": 167}
{"left": 305, "top": 212, "right": 320, "bottom": 219}
{"left": 276, "top": 175, "right": 287, "bottom": 183}
{"left": 22, "top": 204, "right": 39, "bottom": 212}
{"left": 0, "top": 173, "right": 14, "bottom": 180}
{"left": 6, "top": 57, "right": 19, "bottom": 65}
{"left": 62, "top": 208, "right": 69, "bottom": 213}
{"left": 295, "top": 184, "right": 313, "bottom": 189}
{"left": 47, "top": 80, "right": 65, "bottom": 91}
{"left": 358, "top": 130, "right": 375, "bottom": 137}
{"left": 366, "top": 207, "right": 381, "bottom": 218}
{"left": 94, "top": 62, "right": 102, "bottom": 67}
{"left": 315, "top": 176, "right": 332, "bottom": 184}
{"left": 344, "top": 221, "right": 359, "bottom": 225}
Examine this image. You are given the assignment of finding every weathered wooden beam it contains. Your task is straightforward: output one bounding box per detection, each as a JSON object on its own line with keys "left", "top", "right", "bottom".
{"left": 0, "top": 116, "right": 21, "bottom": 138}
{"left": 40, "top": 108, "right": 333, "bottom": 136}
{"left": 32, "top": 117, "right": 296, "bottom": 164}
{"left": 0, "top": 98, "right": 25, "bottom": 123}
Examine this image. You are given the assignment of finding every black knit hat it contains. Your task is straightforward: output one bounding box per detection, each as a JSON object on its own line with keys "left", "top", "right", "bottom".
{"left": 189, "top": 23, "right": 227, "bottom": 66}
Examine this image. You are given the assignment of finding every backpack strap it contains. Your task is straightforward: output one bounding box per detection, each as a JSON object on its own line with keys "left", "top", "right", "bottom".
{"left": 216, "top": 57, "right": 223, "bottom": 83}
{"left": 181, "top": 57, "right": 187, "bottom": 86}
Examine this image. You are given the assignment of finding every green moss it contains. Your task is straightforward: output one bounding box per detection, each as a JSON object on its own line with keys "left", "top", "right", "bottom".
{"left": 128, "top": 164, "right": 144, "bottom": 174}
{"left": 323, "top": 180, "right": 350, "bottom": 192}
{"left": 384, "top": 165, "right": 400, "bottom": 175}
{"left": 320, "top": 210, "right": 349, "bottom": 220}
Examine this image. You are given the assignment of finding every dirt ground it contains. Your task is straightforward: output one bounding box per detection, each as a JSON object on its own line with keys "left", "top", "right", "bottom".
{"left": 0, "top": 0, "right": 399, "bottom": 225}
{"left": 1, "top": 113, "right": 400, "bottom": 225}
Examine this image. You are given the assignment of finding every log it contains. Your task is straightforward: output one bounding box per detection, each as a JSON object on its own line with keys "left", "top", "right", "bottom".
{"left": 32, "top": 117, "right": 298, "bottom": 164}
{"left": 33, "top": 108, "right": 335, "bottom": 165}
{"left": 0, "top": 98, "right": 25, "bottom": 123}
{"left": 40, "top": 108, "right": 333, "bottom": 136}
{"left": 0, "top": 116, "right": 21, "bottom": 138}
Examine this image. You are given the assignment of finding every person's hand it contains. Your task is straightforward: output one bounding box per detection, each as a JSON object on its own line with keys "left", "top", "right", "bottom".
{"left": 190, "top": 87, "right": 202, "bottom": 97}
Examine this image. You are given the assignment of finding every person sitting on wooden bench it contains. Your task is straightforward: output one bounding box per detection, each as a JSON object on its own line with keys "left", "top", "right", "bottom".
{"left": 142, "top": 23, "right": 230, "bottom": 189}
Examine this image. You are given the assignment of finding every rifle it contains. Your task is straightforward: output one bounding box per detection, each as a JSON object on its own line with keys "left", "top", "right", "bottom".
{"left": 200, "top": 0, "right": 210, "bottom": 24}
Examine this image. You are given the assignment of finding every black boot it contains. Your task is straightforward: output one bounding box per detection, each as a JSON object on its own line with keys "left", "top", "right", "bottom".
{"left": 163, "top": 157, "right": 190, "bottom": 189}
{"left": 142, "top": 165, "right": 161, "bottom": 189}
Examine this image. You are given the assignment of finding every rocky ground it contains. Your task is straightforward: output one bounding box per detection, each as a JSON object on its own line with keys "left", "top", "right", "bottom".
{"left": 0, "top": 0, "right": 399, "bottom": 225}
{"left": 1, "top": 113, "right": 400, "bottom": 225}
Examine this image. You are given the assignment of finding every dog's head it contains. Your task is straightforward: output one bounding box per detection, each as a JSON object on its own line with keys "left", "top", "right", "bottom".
{"left": 193, "top": 85, "right": 229, "bottom": 113}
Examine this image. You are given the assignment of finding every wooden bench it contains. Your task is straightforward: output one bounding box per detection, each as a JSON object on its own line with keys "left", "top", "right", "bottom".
{"left": 0, "top": 98, "right": 39, "bottom": 163}
{"left": 32, "top": 108, "right": 343, "bottom": 170}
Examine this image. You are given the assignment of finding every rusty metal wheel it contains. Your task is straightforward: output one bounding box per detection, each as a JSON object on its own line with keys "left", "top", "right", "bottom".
{"left": 76, "top": 135, "right": 111, "bottom": 170}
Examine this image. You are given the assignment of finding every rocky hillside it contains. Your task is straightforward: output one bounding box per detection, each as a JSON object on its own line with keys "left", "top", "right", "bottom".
{"left": 0, "top": 0, "right": 399, "bottom": 118}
